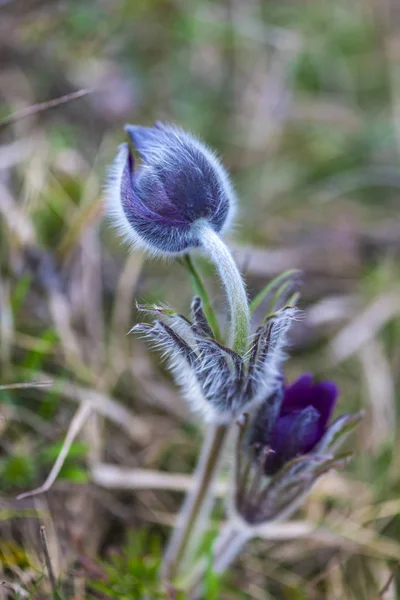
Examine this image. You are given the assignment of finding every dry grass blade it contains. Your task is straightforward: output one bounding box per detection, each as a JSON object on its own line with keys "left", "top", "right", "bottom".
{"left": 39, "top": 525, "right": 58, "bottom": 598}
{"left": 0, "top": 88, "right": 92, "bottom": 129}
{"left": 0, "top": 276, "right": 13, "bottom": 367}
{"left": 0, "top": 182, "right": 36, "bottom": 245}
{"left": 250, "top": 520, "right": 336, "bottom": 541}
{"left": 58, "top": 379, "right": 151, "bottom": 444}
{"left": 17, "top": 403, "right": 92, "bottom": 500}
{"left": 22, "top": 375, "right": 152, "bottom": 444}
{"left": 359, "top": 341, "right": 396, "bottom": 450}
{"left": 0, "top": 581, "right": 29, "bottom": 598}
{"left": 0, "top": 380, "right": 53, "bottom": 391}
{"left": 111, "top": 253, "right": 144, "bottom": 340}
{"left": 47, "top": 290, "right": 83, "bottom": 364}
{"left": 306, "top": 295, "right": 357, "bottom": 327}
{"left": 330, "top": 520, "right": 400, "bottom": 561}
{"left": 327, "top": 290, "right": 400, "bottom": 365}
{"left": 378, "top": 564, "right": 398, "bottom": 599}
{"left": 2, "top": 404, "right": 54, "bottom": 437}
{"left": 91, "top": 463, "right": 228, "bottom": 495}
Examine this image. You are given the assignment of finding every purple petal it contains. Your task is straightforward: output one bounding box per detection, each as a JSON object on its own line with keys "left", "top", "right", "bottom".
{"left": 265, "top": 406, "right": 320, "bottom": 475}
{"left": 280, "top": 375, "right": 338, "bottom": 433}
{"left": 307, "top": 380, "right": 338, "bottom": 431}
{"left": 120, "top": 150, "right": 185, "bottom": 224}
{"left": 133, "top": 169, "right": 187, "bottom": 222}
{"left": 273, "top": 407, "right": 320, "bottom": 454}
{"left": 125, "top": 125, "right": 162, "bottom": 158}
{"left": 280, "top": 374, "right": 314, "bottom": 414}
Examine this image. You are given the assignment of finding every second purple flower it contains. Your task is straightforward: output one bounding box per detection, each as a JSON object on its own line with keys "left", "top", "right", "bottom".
{"left": 250, "top": 374, "right": 339, "bottom": 475}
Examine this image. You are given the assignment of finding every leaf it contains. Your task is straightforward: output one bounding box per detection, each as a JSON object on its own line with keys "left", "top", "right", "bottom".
{"left": 11, "top": 273, "right": 32, "bottom": 315}
{"left": 0, "top": 454, "right": 37, "bottom": 491}
{"left": 182, "top": 254, "right": 221, "bottom": 340}
{"left": 136, "top": 303, "right": 178, "bottom": 318}
{"left": 250, "top": 269, "right": 301, "bottom": 314}
{"left": 38, "top": 440, "right": 89, "bottom": 465}
{"left": 22, "top": 328, "right": 58, "bottom": 372}
{"left": 135, "top": 303, "right": 193, "bottom": 333}
{"left": 58, "top": 465, "right": 88, "bottom": 483}
{"left": 313, "top": 411, "right": 364, "bottom": 455}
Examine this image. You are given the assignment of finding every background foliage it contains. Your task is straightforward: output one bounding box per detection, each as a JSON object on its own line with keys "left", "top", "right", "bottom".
{"left": 1, "top": 0, "right": 400, "bottom": 597}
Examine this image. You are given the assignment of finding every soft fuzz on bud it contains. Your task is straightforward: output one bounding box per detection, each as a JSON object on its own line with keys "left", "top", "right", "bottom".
{"left": 106, "top": 122, "right": 236, "bottom": 255}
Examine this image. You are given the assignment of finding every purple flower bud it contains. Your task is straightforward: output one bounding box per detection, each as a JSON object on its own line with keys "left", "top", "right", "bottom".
{"left": 251, "top": 374, "right": 338, "bottom": 475}
{"left": 106, "top": 123, "right": 236, "bottom": 255}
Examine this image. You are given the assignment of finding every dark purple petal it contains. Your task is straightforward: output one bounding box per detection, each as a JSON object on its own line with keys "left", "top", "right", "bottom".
{"left": 120, "top": 150, "right": 174, "bottom": 223}
{"left": 280, "top": 373, "right": 314, "bottom": 414}
{"left": 248, "top": 371, "right": 343, "bottom": 477}
{"left": 280, "top": 375, "right": 338, "bottom": 433}
{"left": 133, "top": 168, "right": 187, "bottom": 223}
{"left": 265, "top": 405, "right": 320, "bottom": 475}
{"left": 273, "top": 406, "right": 320, "bottom": 455}
{"left": 125, "top": 125, "right": 162, "bottom": 158}
{"left": 308, "top": 380, "right": 338, "bottom": 431}
{"left": 119, "top": 145, "right": 200, "bottom": 253}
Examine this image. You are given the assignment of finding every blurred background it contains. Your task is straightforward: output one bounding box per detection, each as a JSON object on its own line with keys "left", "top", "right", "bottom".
{"left": 1, "top": 0, "right": 400, "bottom": 598}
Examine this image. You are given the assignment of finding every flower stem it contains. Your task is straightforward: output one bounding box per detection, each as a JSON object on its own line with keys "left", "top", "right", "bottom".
{"left": 162, "top": 423, "right": 228, "bottom": 582}
{"left": 199, "top": 225, "right": 250, "bottom": 355}
{"left": 163, "top": 228, "right": 250, "bottom": 582}
{"left": 184, "top": 521, "right": 252, "bottom": 599}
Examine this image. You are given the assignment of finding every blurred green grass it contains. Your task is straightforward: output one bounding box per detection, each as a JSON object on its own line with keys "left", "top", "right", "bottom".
{"left": 1, "top": 0, "right": 400, "bottom": 597}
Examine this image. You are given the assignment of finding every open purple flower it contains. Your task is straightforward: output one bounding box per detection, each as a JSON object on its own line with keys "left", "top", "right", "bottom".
{"left": 251, "top": 374, "right": 338, "bottom": 475}
{"left": 105, "top": 122, "right": 236, "bottom": 255}
{"left": 238, "top": 376, "right": 361, "bottom": 524}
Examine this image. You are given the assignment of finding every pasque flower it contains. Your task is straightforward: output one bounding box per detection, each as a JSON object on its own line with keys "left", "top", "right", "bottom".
{"left": 181, "top": 384, "right": 362, "bottom": 592}
{"left": 106, "top": 122, "right": 249, "bottom": 355}
{"left": 234, "top": 381, "right": 362, "bottom": 525}
{"left": 106, "top": 122, "right": 236, "bottom": 255}
{"left": 105, "top": 122, "right": 362, "bottom": 585}
{"left": 250, "top": 374, "right": 338, "bottom": 475}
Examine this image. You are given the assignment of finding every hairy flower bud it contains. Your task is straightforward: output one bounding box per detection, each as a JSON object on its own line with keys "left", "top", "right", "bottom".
{"left": 106, "top": 122, "right": 236, "bottom": 255}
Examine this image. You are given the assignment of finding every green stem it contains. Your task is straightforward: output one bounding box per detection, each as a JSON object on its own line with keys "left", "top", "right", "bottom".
{"left": 163, "top": 227, "right": 250, "bottom": 582}
{"left": 184, "top": 522, "right": 252, "bottom": 599}
{"left": 199, "top": 226, "right": 250, "bottom": 355}
{"left": 162, "top": 423, "right": 228, "bottom": 582}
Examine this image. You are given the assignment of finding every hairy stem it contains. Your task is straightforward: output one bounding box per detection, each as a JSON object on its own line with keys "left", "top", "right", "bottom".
{"left": 185, "top": 522, "right": 252, "bottom": 599}
{"left": 199, "top": 225, "right": 250, "bottom": 355}
{"left": 162, "top": 423, "right": 228, "bottom": 582}
{"left": 163, "top": 228, "right": 250, "bottom": 581}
